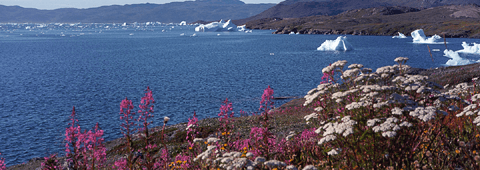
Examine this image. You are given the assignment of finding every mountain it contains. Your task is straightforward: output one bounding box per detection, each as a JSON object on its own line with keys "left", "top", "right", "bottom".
{"left": 236, "top": 0, "right": 480, "bottom": 24}
{"left": 0, "top": 0, "right": 275, "bottom": 23}
{"left": 245, "top": 4, "right": 480, "bottom": 38}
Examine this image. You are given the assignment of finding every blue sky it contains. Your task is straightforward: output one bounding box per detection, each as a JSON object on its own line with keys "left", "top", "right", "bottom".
{"left": 0, "top": 0, "right": 283, "bottom": 10}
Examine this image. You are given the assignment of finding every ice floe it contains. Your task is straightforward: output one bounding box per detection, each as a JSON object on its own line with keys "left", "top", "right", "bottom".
{"left": 194, "top": 19, "right": 251, "bottom": 32}
{"left": 443, "top": 42, "right": 480, "bottom": 66}
{"left": 458, "top": 42, "right": 480, "bottom": 54}
{"left": 392, "top": 32, "right": 407, "bottom": 38}
{"left": 317, "top": 36, "right": 354, "bottom": 51}
{"left": 411, "top": 29, "right": 442, "bottom": 44}
{"left": 443, "top": 50, "right": 477, "bottom": 66}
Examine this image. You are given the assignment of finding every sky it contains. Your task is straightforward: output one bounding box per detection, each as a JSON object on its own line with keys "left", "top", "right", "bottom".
{"left": 0, "top": 0, "right": 283, "bottom": 10}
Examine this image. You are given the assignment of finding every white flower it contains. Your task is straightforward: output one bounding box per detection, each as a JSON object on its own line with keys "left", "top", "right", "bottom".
{"left": 367, "top": 118, "right": 380, "bottom": 127}
{"left": 341, "top": 68, "right": 360, "bottom": 79}
{"left": 302, "top": 165, "right": 318, "bottom": 170}
{"left": 264, "top": 160, "right": 286, "bottom": 168}
{"left": 327, "top": 149, "right": 339, "bottom": 155}
{"left": 314, "top": 107, "right": 324, "bottom": 112}
{"left": 164, "top": 116, "right": 170, "bottom": 123}
{"left": 304, "top": 112, "right": 318, "bottom": 122}
{"left": 186, "top": 124, "right": 196, "bottom": 130}
{"left": 399, "top": 121, "right": 412, "bottom": 127}
{"left": 373, "top": 102, "right": 387, "bottom": 108}
{"left": 409, "top": 106, "right": 437, "bottom": 122}
{"left": 472, "top": 94, "right": 480, "bottom": 102}
{"left": 318, "top": 135, "right": 336, "bottom": 145}
{"left": 322, "top": 65, "right": 334, "bottom": 73}
{"left": 394, "top": 57, "right": 409, "bottom": 63}
{"left": 207, "top": 137, "right": 220, "bottom": 143}
{"left": 392, "top": 125, "right": 401, "bottom": 131}
{"left": 473, "top": 116, "right": 480, "bottom": 126}
{"left": 391, "top": 107, "right": 403, "bottom": 115}
{"left": 405, "top": 84, "right": 420, "bottom": 91}
{"left": 193, "top": 138, "right": 204, "bottom": 143}
{"left": 286, "top": 165, "right": 298, "bottom": 170}
{"left": 382, "top": 131, "right": 396, "bottom": 138}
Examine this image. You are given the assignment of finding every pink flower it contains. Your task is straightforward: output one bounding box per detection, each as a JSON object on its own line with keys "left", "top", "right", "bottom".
{"left": 0, "top": 152, "right": 6, "bottom": 170}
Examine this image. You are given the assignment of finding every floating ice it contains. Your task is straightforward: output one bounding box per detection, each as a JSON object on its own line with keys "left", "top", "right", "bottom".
{"left": 289, "top": 32, "right": 296, "bottom": 35}
{"left": 458, "top": 42, "right": 480, "bottom": 54}
{"left": 317, "top": 36, "right": 354, "bottom": 51}
{"left": 411, "top": 29, "right": 442, "bottom": 44}
{"left": 444, "top": 49, "right": 478, "bottom": 66}
{"left": 392, "top": 32, "right": 407, "bottom": 38}
{"left": 194, "top": 19, "right": 251, "bottom": 32}
{"left": 179, "top": 21, "right": 187, "bottom": 26}
{"left": 442, "top": 42, "right": 480, "bottom": 66}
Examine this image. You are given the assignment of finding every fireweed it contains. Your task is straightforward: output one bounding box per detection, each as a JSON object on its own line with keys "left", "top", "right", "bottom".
{"left": 65, "top": 106, "right": 106, "bottom": 170}
{"left": 0, "top": 152, "right": 5, "bottom": 170}
{"left": 114, "top": 87, "right": 171, "bottom": 170}
{"left": 40, "top": 154, "right": 60, "bottom": 170}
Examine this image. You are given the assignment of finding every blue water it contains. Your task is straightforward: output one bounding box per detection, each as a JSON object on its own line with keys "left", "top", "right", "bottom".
{"left": 0, "top": 23, "right": 479, "bottom": 166}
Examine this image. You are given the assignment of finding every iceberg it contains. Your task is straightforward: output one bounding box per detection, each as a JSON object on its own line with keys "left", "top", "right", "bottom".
{"left": 411, "top": 29, "right": 442, "bottom": 44}
{"left": 317, "top": 36, "right": 354, "bottom": 51}
{"left": 179, "top": 21, "right": 187, "bottom": 26}
{"left": 442, "top": 42, "right": 480, "bottom": 66}
{"left": 457, "top": 42, "right": 480, "bottom": 54}
{"left": 194, "top": 19, "right": 251, "bottom": 32}
{"left": 392, "top": 32, "right": 407, "bottom": 38}
{"left": 444, "top": 49, "right": 476, "bottom": 66}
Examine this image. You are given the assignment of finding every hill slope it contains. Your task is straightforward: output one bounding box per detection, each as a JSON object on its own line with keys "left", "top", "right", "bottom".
{"left": 236, "top": 0, "right": 480, "bottom": 24}
{"left": 0, "top": 0, "right": 275, "bottom": 23}
{"left": 245, "top": 4, "right": 480, "bottom": 38}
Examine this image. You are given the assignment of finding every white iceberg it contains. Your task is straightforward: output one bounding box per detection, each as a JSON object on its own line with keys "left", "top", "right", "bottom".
{"left": 392, "top": 32, "right": 407, "bottom": 38}
{"left": 194, "top": 19, "right": 251, "bottom": 32}
{"left": 317, "top": 36, "right": 354, "bottom": 51}
{"left": 411, "top": 29, "right": 442, "bottom": 44}
{"left": 179, "top": 21, "right": 187, "bottom": 26}
{"left": 444, "top": 49, "right": 476, "bottom": 66}
{"left": 457, "top": 42, "right": 480, "bottom": 54}
{"left": 443, "top": 42, "right": 480, "bottom": 66}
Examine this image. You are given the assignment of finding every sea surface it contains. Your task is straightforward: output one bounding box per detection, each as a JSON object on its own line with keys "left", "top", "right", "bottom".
{"left": 0, "top": 23, "right": 479, "bottom": 166}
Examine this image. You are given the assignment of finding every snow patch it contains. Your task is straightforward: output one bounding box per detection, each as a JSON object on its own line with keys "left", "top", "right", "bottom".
{"left": 317, "top": 36, "right": 354, "bottom": 51}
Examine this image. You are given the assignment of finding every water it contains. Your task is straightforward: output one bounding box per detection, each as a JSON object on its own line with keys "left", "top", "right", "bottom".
{"left": 0, "top": 23, "right": 479, "bottom": 166}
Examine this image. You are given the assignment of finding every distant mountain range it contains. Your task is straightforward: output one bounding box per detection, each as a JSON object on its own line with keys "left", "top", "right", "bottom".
{"left": 0, "top": 0, "right": 274, "bottom": 23}
{"left": 236, "top": 0, "right": 480, "bottom": 24}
